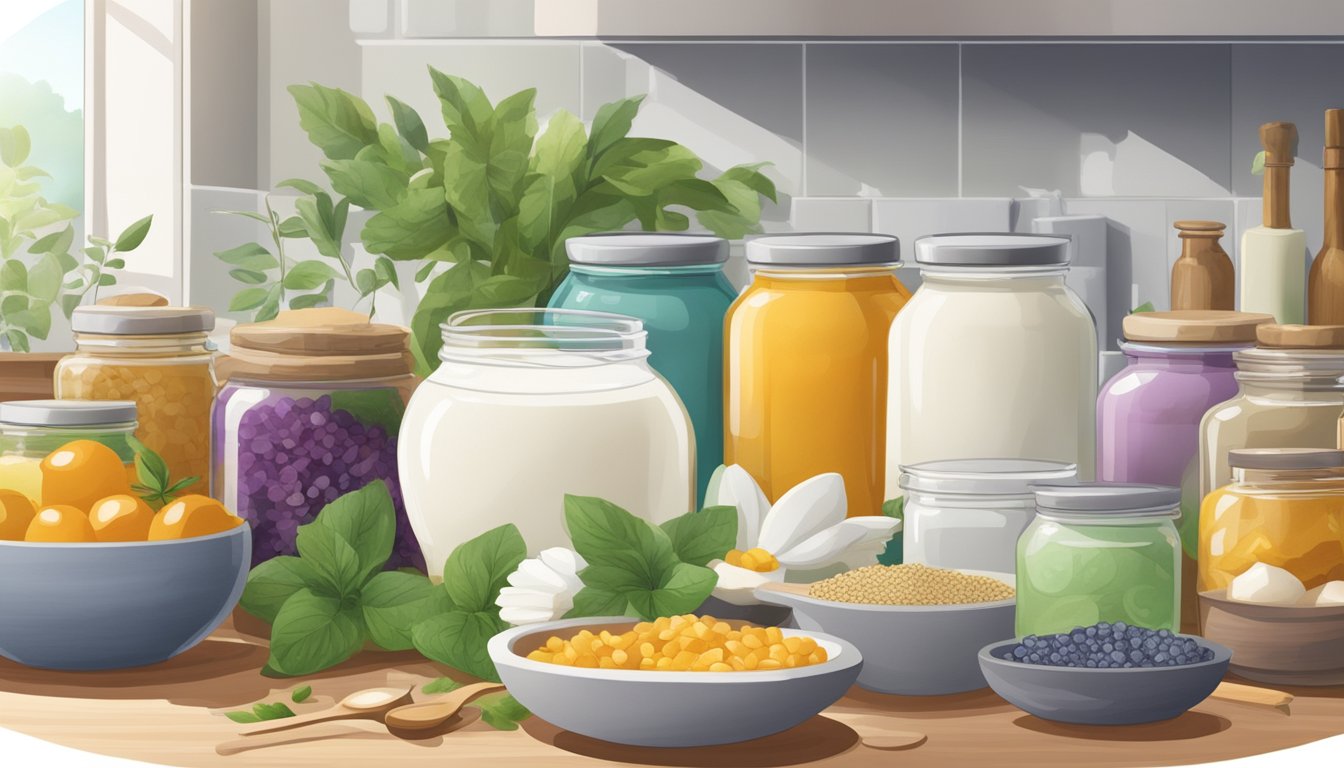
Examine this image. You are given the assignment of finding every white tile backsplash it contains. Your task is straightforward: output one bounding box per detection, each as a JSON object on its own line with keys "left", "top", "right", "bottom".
{"left": 872, "top": 197, "right": 1011, "bottom": 290}
{"left": 1063, "top": 198, "right": 1168, "bottom": 341}
{"left": 399, "top": 0, "right": 535, "bottom": 37}
{"left": 789, "top": 198, "right": 873, "bottom": 233}
{"left": 349, "top": 0, "right": 390, "bottom": 35}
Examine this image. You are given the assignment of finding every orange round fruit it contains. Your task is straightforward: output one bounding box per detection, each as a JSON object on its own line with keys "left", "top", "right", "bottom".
{"left": 148, "top": 495, "right": 243, "bottom": 541}
{"left": 90, "top": 494, "right": 156, "bottom": 542}
{"left": 25, "top": 505, "right": 96, "bottom": 543}
{"left": 0, "top": 490, "right": 37, "bottom": 541}
{"left": 41, "top": 440, "right": 133, "bottom": 512}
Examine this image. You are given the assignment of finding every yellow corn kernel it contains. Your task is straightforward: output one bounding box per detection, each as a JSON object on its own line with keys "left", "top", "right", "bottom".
{"left": 575, "top": 655, "right": 598, "bottom": 668}
{"left": 784, "top": 637, "right": 803, "bottom": 654}
{"left": 758, "top": 659, "right": 782, "bottom": 669}
{"left": 729, "top": 657, "right": 748, "bottom": 671}
{"left": 550, "top": 654, "right": 573, "bottom": 666}
{"left": 612, "top": 649, "right": 629, "bottom": 666}
{"left": 770, "top": 644, "right": 789, "bottom": 662}
{"left": 656, "top": 657, "right": 673, "bottom": 670}
{"left": 765, "top": 627, "right": 783, "bottom": 644}
{"left": 742, "top": 633, "right": 764, "bottom": 649}
{"left": 683, "top": 637, "right": 708, "bottom": 654}
{"left": 640, "top": 642, "right": 656, "bottom": 658}
{"left": 641, "top": 658, "right": 655, "bottom": 669}
{"left": 696, "top": 648, "right": 724, "bottom": 666}
{"left": 709, "top": 662, "right": 733, "bottom": 672}
{"left": 527, "top": 650, "right": 551, "bottom": 662}
{"left": 598, "top": 657, "right": 617, "bottom": 669}
{"left": 546, "top": 637, "right": 564, "bottom": 652}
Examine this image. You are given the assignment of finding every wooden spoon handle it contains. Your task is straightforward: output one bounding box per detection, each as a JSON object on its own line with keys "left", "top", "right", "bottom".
{"left": 238, "top": 708, "right": 359, "bottom": 736}
{"left": 217, "top": 722, "right": 377, "bottom": 756}
{"left": 1209, "top": 681, "right": 1293, "bottom": 711}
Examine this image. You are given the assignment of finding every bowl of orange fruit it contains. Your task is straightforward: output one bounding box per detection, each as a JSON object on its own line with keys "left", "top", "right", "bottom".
{"left": 0, "top": 439, "right": 250, "bottom": 670}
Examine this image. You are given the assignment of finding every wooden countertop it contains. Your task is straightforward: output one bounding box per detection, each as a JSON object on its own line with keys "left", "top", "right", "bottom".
{"left": 0, "top": 619, "right": 1341, "bottom": 767}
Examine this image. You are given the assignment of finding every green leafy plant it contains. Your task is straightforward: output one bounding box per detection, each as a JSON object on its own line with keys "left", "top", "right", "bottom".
{"left": 474, "top": 693, "right": 531, "bottom": 731}
{"left": 877, "top": 497, "right": 904, "bottom": 566}
{"left": 64, "top": 214, "right": 153, "bottom": 316}
{"left": 126, "top": 435, "right": 200, "bottom": 510}
{"left": 290, "top": 685, "right": 312, "bottom": 704}
{"left": 1131, "top": 301, "right": 1155, "bottom": 314}
{"left": 283, "top": 72, "right": 776, "bottom": 373}
{"left": 224, "top": 701, "right": 296, "bottom": 724}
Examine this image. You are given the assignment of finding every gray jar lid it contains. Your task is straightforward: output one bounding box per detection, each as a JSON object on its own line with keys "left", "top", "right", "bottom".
{"left": 1229, "top": 448, "right": 1344, "bottom": 470}
{"left": 745, "top": 233, "right": 900, "bottom": 267}
{"left": 900, "top": 458, "right": 1078, "bottom": 496}
{"left": 0, "top": 399, "right": 138, "bottom": 427}
{"left": 72, "top": 306, "right": 215, "bottom": 335}
{"left": 566, "top": 233, "right": 728, "bottom": 267}
{"left": 1034, "top": 483, "right": 1180, "bottom": 516}
{"left": 915, "top": 233, "right": 1071, "bottom": 267}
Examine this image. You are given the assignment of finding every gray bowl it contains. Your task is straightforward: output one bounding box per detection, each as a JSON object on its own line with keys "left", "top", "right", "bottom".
{"left": 0, "top": 524, "right": 251, "bottom": 670}
{"left": 754, "top": 573, "right": 1015, "bottom": 696}
{"left": 489, "top": 616, "right": 862, "bottom": 747}
{"left": 978, "top": 636, "right": 1231, "bottom": 725}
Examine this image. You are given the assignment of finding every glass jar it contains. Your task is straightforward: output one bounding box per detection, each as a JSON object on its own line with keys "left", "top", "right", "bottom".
{"left": 1017, "top": 484, "right": 1182, "bottom": 635}
{"left": 1199, "top": 324, "right": 1344, "bottom": 506}
{"left": 1200, "top": 448, "right": 1344, "bottom": 592}
{"left": 1097, "top": 310, "right": 1271, "bottom": 629}
{"left": 888, "top": 234, "right": 1098, "bottom": 496}
{"left": 550, "top": 234, "right": 736, "bottom": 506}
{"left": 56, "top": 307, "right": 216, "bottom": 495}
{"left": 399, "top": 309, "right": 693, "bottom": 574}
{"left": 0, "top": 400, "right": 138, "bottom": 503}
{"left": 725, "top": 234, "right": 909, "bottom": 517}
{"left": 899, "top": 458, "right": 1077, "bottom": 574}
{"left": 212, "top": 308, "right": 421, "bottom": 568}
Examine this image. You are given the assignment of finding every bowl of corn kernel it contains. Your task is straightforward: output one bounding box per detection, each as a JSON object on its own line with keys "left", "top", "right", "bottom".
{"left": 754, "top": 563, "right": 1016, "bottom": 696}
{"left": 488, "top": 614, "right": 862, "bottom": 747}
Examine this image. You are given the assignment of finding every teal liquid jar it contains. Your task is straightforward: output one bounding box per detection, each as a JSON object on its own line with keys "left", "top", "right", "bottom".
{"left": 550, "top": 234, "right": 736, "bottom": 505}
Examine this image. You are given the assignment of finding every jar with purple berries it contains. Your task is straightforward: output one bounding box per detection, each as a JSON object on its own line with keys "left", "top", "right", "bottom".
{"left": 211, "top": 308, "right": 421, "bottom": 569}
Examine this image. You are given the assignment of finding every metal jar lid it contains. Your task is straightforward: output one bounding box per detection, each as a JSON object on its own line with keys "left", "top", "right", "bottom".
{"left": 914, "top": 233, "right": 1071, "bottom": 267}
{"left": 1033, "top": 483, "right": 1181, "bottom": 516}
{"left": 1229, "top": 448, "right": 1344, "bottom": 470}
{"left": 900, "top": 458, "right": 1078, "bottom": 496}
{"left": 1123, "top": 310, "right": 1273, "bottom": 344}
{"left": 745, "top": 233, "right": 900, "bottom": 267}
{"left": 71, "top": 305, "right": 215, "bottom": 335}
{"left": 0, "top": 399, "right": 138, "bottom": 427}
{"left": 566, "top": 233, "right": 728, "bottom": 267}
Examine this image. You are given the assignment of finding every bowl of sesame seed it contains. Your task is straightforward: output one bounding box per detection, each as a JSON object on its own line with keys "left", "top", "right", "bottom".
{"left": 754, "top": 563, "right": 1016, "bottom": 696}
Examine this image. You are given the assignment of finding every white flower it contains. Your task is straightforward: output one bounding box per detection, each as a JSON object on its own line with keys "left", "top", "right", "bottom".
{"left": 705, "top": 465, "right": 901, "bottom": 605}
{"left": 496, "top": 547, "right": 588, "bottom": 626}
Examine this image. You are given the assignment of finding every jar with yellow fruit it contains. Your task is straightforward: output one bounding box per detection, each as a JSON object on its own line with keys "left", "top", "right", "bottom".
{"left": 0, "top": 400, "right": 138, "bottom": 504}
{"left": 55, "top": 306, "right": 216, "bottom": 495}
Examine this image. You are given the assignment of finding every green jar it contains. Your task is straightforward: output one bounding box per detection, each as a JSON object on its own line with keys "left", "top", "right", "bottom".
{"left": 1016, "top": 484, "right": 1181, "bottom": 635}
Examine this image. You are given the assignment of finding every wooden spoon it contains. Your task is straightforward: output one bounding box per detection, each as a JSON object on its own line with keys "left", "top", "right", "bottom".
{"left": 1209, "top": 681, "right": 1293, "bottom": 713}
{"left": 384, "top": 682, "right": 506, "bottom": 731}
{"left": 236, "top": 686, "right": 414, "bottom": 736}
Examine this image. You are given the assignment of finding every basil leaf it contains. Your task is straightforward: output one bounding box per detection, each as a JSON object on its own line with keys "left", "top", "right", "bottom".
{"left": 428, "top": 69, "right": 494, "bottom": 155}
{"left": 283, "top": 260, "right": 338, "bottom": 290}
{"left": 564, "top": 494, "right": 680, "bottom": 578}
{"left": 564, "top": 586, "right": 628, "bottom": 619}
{"left": 252, "top": 702, "right": 296, "bottom": 721}
{"left": 474, "top": 693, "right": 531, "bottom": 731}
{"left": 627, "top": 561, "right": 717, "bottom": 621}
{"left": 241, "top": 556, "right": 317, "bottom": 623}
{"left": 224, "top": 711, "right": 261, "bottom": 724}
{"left": 441, "top": 524, "right": 526, "bottom": 614}
{"left": 320, "top": 158, "right": 409, "bottom": 213}
{"left": 659, "top": 506, "right": 737, "bottom": 567}
{"left": 294, "top": 523, "right": 366, "bottom": 596}
{"left": 267, "top": 589, "right": 365, "bottom": 676}
{"left": 126, "top": 434, "right": 170, "bottom": 492}
{"left": 360, "top": 187, "right": 453, "bottom": 261}
{"left": 287, "top": 83, "right": 379, "bottom": 161}
{"left": 412, "top": 611, "right": 506, "bottom": 682}
{"left": 361, "top": 570, "right": 442, "bottom": 651}
{"left": 291, "top": 686, "right": 312, "bottom": 704}
{"left": 588, "top": 95, "right": 644, "bottom": 158}
{"left": 387, "top": 96, "right": 429, "bottom": 154}
{"left": 311, "top": 480, "right": 396, "bottom": 584}
{"left": 421, "top": 677, "right": 462, "bottom": 695}
{"left": 328, "top": 390, "right": 404, "bottom": 437}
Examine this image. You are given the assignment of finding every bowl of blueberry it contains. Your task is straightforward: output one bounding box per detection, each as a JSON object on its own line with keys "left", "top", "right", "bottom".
{"left": 978, "top": 621, "right": 1231, "bottom": 725}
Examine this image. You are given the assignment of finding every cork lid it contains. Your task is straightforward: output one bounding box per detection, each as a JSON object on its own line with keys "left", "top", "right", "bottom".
{"left": 228, "top": 308, "right": 413, "bottom": 380}
{"left": 1173, "top": 220, "right": 1226, "bottom": 238}
{"left": 1256, "top": 324, "right": 1344, "bottom": 349}
{"left": 1123, "top": 311, "right": 1273, "bottom": 344}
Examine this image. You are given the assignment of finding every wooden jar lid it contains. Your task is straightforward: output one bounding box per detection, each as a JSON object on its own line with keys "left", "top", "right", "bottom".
{"left": 1173, "top": 220, "right": 1226, "bottom": 237}
{"left": 228, "top": 308, "right": 413, "bottom": 379}
{"left": 1123, "top": 311, "right": 1274, "bottom": 343}
{"left": 1257, "top": 324, "right": 1344, "bottom": 349}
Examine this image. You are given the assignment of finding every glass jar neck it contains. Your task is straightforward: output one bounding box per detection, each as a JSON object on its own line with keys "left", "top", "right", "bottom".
{"left": 1035, "top": 509, "right": 1178, "bottom": 525}
{"left": 749, "top": 264, "right": 901, "bottom": 282}
{"left": 1120, "top": 342, "right": 1243, "bottom": 370}
{"left": 73, "top": 332, "right": 212, "bottom": 357}
{"left": 570, "top": 263, "right": 726, "bottom": 278}
{"left": 918, "top": 269, "right": 1067, "bottom": 289}
{"left": 1231, "top": 466, "right": 1344, "bottom": 487}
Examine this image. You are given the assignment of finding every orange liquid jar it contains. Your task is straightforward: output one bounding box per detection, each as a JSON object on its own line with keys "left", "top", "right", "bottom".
{"left": 725, "top": 234, "right": 909, "bottom": 516}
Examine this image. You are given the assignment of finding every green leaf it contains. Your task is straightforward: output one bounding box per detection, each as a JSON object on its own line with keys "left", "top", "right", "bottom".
{"left": 361, "top": 570, "right": 442, "bottom": 651}
{"left": 288, "top": 83, "right": 379, "bottom": 160}
{"left": 60, "top": 293, "right": 82, "bottom": 319}
{"left": 98, "top": 273, "right": 117, "bottom": 287}
{"left": 104, "top": 258, "right": 126, "bottom": 270}
{"left": 428, "top": 68, "right": 494, "bottom": 154}
{"left": 311, "top": 479, "right": 397, "bottom": 584}
{"left": 294, "top": 523, "right": 366, "bottom": 596}
{"left": 241, "top": 556, "right": 316, "bottom": 623}
{"left": 697, "top": 177, "right": 764, "bottom": 239}
{"left": 361, "top": 187, "right": 453, "bottom": 260}
{"left": 215, "top": 242, "right": 279, "bottom": 271}
{"left": 442, "top": 524, "right": 526, "bottom": 614}
{"left": 321, "top": 158, "right": 409, "bottom": 211}
{"left": 283, "top": 260, "right": 338, "bottom": 290}
{"left": 421, "top": 677, "right": 462, "bottom": 695}
{"left": 113, "top": 215, "right": 153, "bottom": 251}
{"left": 328, "top": 389, "right": 405, "bottom": 435}
{"left": 1251, "top": 150, "right": 1266, "bottom": 176}
{"left": 126, "top": 434, "right": 170, "bottom": 492}
{"left": 629, "top": 562, "right": 717, "bottom": 620}
{"left": 217, "top": 209, "right": 271, "bottom": 224}
{"left": 355, "top": 267, "right": 378, "bottom": 295}
{"left": 474, "top": 693, "right": 531, "bottom": 731}
{"left": 29, "top": 225, "right": 74, "bottom": 255}
{"left": 278, "top": 216, "right": 308, "bottom": 238}
{"left": 252, "top": 702, "right": 296, "bottom": 721}
{"left": 565, "top": 586, "right": 629, "bottom": 618}
{"left": 266, "top": 589, "right": 365, "bottom": 676}
{"left": 877, "top": 497, "right": 904, "bottom": 566}
{"left": 659, "top": 506, "right": 737, "bottom": 567}
{"left": 441, "top": 141, "right": 495, "bottom": 250}
{"left": 411, "top": 611, "right": 505, "bottom": 682}
{"left": 1131, "top": 301, "right": 1156, "bottom": 314}
{"left": 9, "top": 306, "right": 52, "bottom": 340}
{"left": 224, "top": 711, "right": 262, "bottom": 724}
{"left": 277, "top": 178, "right": 324, "bottom": 196}
{"left": 291, "top": 686, "right": 312, "bottom": 704}
{"left": 1, "top": 294, "right": 28, "bottom": 319}
{"left": 229, "top": 268, "right": 269, "bottom": 285}
{"left": 228, "top": 287, "right": 271, "bottom": 312}
{"left": 0, "top": 259, "right": 27, "bottom": 291}
{"left": 0, "top": 124, "right": 31, "bottom": 165}
{"left": 256, "top": 285, "right": 283, "bottom": 322}
{"left": 374, "top": 256, "right": 400, "bottom": 290}
{"left": 89, "top": 236, "right": 113, "bottom": 249}
{"left": 294, "top": 193, "right": 342, "bottom": 260}
{"left": 588, "top": 95, "right": 644, "bottom": 158}
{"left": 387, "top": 96, "right": 430, "bottom": 154}
{"left": 289, "top": 292, "right": 327, "bottom": 310}
{"left": 486, "top": 88, "right": 538, "bottom": 201}
{"left": 3, "top": 329, "right": 30, "bottom": 352}
{"left": 720, "top": 163, "right": 778, "bottom": 203}
{"left": 27, "top": 253, "right": 63, "bottom": 301}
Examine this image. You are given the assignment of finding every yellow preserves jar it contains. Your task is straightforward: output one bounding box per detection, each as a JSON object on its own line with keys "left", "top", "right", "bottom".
{"left": 1200, "top": 448, "right": 1344, "bottom": 592}
{"left": 55, "top": 306, "right": 216, "bottom": 495}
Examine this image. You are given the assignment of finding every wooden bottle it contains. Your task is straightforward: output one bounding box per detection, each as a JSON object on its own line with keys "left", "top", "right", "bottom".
{"left": 1171, "top": 220, "right": 1234, "bottom": 310}
{"left": 1309, "top": 109, "right": 1344, "bottom": 324}
{"left": 1240, "top": 122, "right": 1306, "bottom": 324}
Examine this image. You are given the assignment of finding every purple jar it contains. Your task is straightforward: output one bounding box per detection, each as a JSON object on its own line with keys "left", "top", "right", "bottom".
{"left": 211, "top": 310, "right": 422, "bottom": 569}
{"left": 1095, "top": 310, "right": 1269, "bottom": 628}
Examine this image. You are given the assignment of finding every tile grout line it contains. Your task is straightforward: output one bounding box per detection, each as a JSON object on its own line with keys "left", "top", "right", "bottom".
{"left": 957, "top": 42, "right": 963, "bottom": 198}
{"left": 800, "top": 42, "right": 808, "bottom": 200}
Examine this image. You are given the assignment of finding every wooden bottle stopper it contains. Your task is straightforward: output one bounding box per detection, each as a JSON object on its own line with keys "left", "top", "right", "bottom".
{"left": 1260, "top": 122, "right": 1298, "bottom": 230}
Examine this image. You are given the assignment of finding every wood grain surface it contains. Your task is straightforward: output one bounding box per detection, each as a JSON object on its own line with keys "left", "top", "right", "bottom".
{"left": 0, "top": 618, "right": 1341, "bottom": 768}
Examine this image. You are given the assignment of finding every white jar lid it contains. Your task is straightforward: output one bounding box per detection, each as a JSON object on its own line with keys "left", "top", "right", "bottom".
{"left": 900, "top": 458, "right": 1077, "bottom": 496}
{"left": 566, "top": 233, "right": 728, "bottom": 267}
{"left": 72, "top": 305, "right": 215, "bottom": 335}
{"left": 745, "top": 233, "right": 900, "bottom": 267}
{"left": 915, "top": 233, "right": 1070, "bottom": 267}
{"left": 1034, "top": 483, "right": 1180, "bottom": 517}
{"left": 0, "top": 399, "right": 138, "bottom": 427}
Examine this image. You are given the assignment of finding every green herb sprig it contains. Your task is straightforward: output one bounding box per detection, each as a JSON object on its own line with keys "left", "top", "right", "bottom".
{"left": 224, "top": 701, "right": 296, "bottom": 724}
{"left": 126, "top": 434, "right": 200, "bottom": 509}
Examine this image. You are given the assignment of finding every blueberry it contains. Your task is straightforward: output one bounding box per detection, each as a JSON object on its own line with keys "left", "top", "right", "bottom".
{"left": 1013, "top": 646, "right": 1028, "bottom": 659}
{"left": 1110, "top": 650, "right": 1126, "bottom": 663}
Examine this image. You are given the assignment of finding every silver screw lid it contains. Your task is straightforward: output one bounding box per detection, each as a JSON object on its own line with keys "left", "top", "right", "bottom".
{"left": 1033, "top": 483, "right": 1180, "bottom": 516}
{"left": 0, "top": 399, "right": 138, "bottom": 427}
{"left": 72, "top": 306, "right": 215, "bottom": 335}
{"left": 915, "top": 233, "right": 1071, "bottom": 267}
{"left": 566, "top": 233, "right": 728, "bottom": 267}
{"left": 745, "top": 233, "right": 900, "bottom": 267}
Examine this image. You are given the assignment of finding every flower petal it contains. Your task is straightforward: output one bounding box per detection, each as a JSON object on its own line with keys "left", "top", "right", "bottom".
{"left": 709, "top": 560, "right": 782, "bottom": 606}
{"left": 707, "top": 464, "right": 770, "bottom": 550}
{"left": 777, "top": 516, "right": 900, "bottom": 569}
{"left": 506, "top": 558, "right": 568, "bottom": 592}
{"left": 538, "top": 547, "right": 586, "bottom": 577}
{"left": 500, "top": 606, "right": 560, "bottom": 626}
{"left": 496, "top": 586, "right": 561, "bottom": 610}
{"left": 758, "top": 473, "right": 848, "bottom": 554}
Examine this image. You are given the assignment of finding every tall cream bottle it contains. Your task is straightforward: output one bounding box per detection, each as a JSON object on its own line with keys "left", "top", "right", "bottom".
{"left": 1240, "top": 122, "right": 1307, "bottom": 324}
